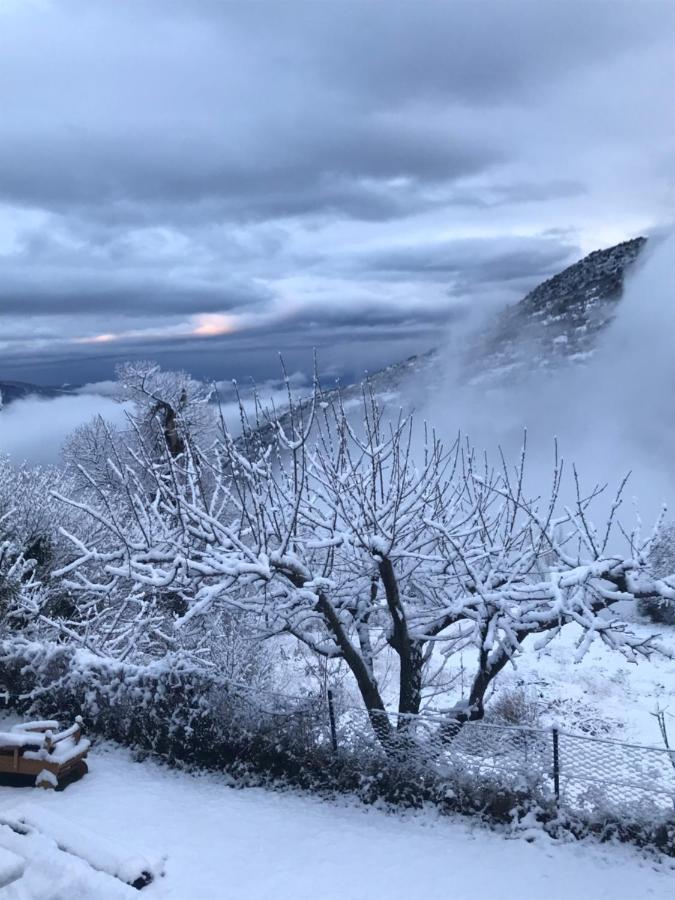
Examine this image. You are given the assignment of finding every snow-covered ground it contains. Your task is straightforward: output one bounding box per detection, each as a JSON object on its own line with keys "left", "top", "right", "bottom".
{"left": 1, "top": 618, "right": 674, "bottom": 899}
{"left": 481, "top": 617, "right": 675, "bottom": 744}
{"left": 1, "top": 741, "right": 674, "bottom": 900}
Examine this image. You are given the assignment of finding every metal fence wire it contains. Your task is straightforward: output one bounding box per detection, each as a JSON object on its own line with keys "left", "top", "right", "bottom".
{"left": 555, "top": 729, "right": 675, "bottom": 815}
{"left": 4, "top": 643, "right": 674, "bottom": 823}
{"left": 314, "top": 701, "right": 675, "bottom": 819}
{"left": 170, "top": 678, "right": 675, "bottom": 820}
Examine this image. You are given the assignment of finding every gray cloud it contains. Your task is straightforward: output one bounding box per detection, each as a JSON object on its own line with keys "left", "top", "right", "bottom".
{"left": 205, "top": 1, "right": 672, "bottom": 106}
{"left": 0, "top": 0, "right": 672, "bottom": 383}
{"left": 0, "top": 278, "right": 270, "bottom": 318}
{"left": 351, "top": 235, "right": 578, "bottom": 285}
{"left": 0, "top": 3, "right": 502, "bottom": 221}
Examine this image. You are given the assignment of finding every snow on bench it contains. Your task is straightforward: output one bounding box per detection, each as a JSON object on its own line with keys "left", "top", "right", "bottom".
{"left": 0, "top": 718, "right": 90, "bottom": 788}
{"left": 23, "top": 735, "right": 92, "bottom": 765}
{"left": 0, "top": 806, "right": 165, "bottom": 889}
{"left": 10, "top": 721, "right": 60, "bottom": 734}
{"left": 0, "top": 731, "right": 43, "bottom": 750}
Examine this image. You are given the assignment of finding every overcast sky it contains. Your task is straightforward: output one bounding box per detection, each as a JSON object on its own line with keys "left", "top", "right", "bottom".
{"left": 0, "top": 0, "right": 673, "bottom": 385}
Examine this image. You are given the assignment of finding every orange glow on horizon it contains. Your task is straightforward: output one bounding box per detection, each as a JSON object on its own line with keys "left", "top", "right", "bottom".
{"left": 74, "top": 332, "right": 117, "bottom": 345}
{"left": 192, "top": 313, "right": 237, "bottom": 337}
{"left": 71, "top": 313, "right": 240, "bottom": 348}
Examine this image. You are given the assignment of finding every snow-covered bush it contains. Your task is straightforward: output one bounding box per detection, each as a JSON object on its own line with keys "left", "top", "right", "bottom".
{"left": 0, "top": 638, "right": 551, "bottom": 815}
{"left": 486, "top": 686, "right": 544, "bottom": 729}
{"left": 0, "top": 457, "right": 80, "bottom": 635}
{"left": 0, "top": 456, "right": 93, "bottom": 585}
{"left": 4, "top": 636, "right": 675, "bottom": 853}
{"left": 0, "top": 535, "right": 39, "bottom": 632}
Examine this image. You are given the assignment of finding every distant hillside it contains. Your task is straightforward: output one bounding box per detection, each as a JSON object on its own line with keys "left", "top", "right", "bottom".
{"left": 0, "top": 381, "right": 72, "bottom": 407}
{"left": 255, "top": 235, "right": 649, "bottom": 434}
{"left": 353, "top": 236, "right": 648, "bottom": 394}
{"left": 466, "top": 236, "right": 647, "bottom": 384}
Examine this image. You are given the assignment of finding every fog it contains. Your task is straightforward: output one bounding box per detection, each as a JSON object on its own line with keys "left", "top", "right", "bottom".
{"left": 0, "top": 374, "right": 311, "bottom": 465}
{"left": 0, "top": 391, "right": 128, "bottom": 465}
{"left": 424, "top": 233, "right": 675, "bottom": 526}
{"left": 1, "top": 235, "right": 673, "bottom": 534}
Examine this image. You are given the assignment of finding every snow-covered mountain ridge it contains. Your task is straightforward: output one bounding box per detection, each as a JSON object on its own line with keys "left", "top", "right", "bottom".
{"left": 309, "top": 235, "right": 648, "bottom": 409}
{"left": 468, "top": 235, "right": 647, "bottom": 384}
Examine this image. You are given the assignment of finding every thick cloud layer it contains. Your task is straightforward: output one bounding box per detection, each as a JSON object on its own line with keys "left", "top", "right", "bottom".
{"left": 0, "top": 392, "right": 128, "bottom": 464}
{"left": 424, "top": 233, "right": 675, "bottom": 524}
{"left": 0, "top": 0, "right": 673, "bottom": 384}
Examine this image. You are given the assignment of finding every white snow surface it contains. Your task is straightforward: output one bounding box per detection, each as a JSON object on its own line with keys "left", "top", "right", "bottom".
{"left": 1, "top": 741, "right": 674, "bottom": 899}
{"left": 0, "top": 843, "right": 24, "bottom": 888}
{"left": 0, "top": 803, "right": 163, "bottom": 886}
{"left": 472, "top": 617, "right": 675, "bottom": 744}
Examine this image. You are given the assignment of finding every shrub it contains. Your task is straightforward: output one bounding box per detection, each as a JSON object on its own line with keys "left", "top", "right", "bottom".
{"left": 486, "top": 686, "right": 543, "bottom": 728}
{"left": 3, "top": 638, "right": 675, "bottom": 855}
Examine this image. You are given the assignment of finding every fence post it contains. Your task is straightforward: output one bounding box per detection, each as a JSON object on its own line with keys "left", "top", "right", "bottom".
{"left": 552, "top": 727, "right": 560, "bottom": 803}
{"left": 327, "top": 689, "right": 338, "bottom": 752}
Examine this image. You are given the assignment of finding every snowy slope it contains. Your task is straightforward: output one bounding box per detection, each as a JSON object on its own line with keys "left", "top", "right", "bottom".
{"left": 466, "top": 236, "right": 646, "bottom": 385}
{"left": 473, "top": 618, "right": 675, "bottom": 745}
{"left": 1, "top": 740, "right": 674, "bottom": 900}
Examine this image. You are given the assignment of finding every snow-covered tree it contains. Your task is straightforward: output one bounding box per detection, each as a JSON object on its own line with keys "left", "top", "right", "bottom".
{"left": 0, "top": 456, "right": 77, "bottom": 579}
{"left": 639, "top": 523, "right": 675, "bottom": 624}
{"left": 53, "top": 376, "right": 675, "bottom": 745}
{"left": 0, "top": 525, "right": 41, "bottom": 633}
{"left": 62, "top": 414, "right": 124, "bottom": 497}
{"left": 115, "top": 361, "right": 214, "bottom": 459}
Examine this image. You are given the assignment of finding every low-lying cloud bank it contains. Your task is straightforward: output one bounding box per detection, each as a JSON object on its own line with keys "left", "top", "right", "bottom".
{"left": 424, "top": 233, "right": 675, "bottom": 523}
{"left": 2, "top": 234, "right": 673, "bottom": 534}
{"left": 0, "top": 392, "right": 128, "bottom": 465}
{"left": 0, "top": 374, "right": 313, "bottom": 466}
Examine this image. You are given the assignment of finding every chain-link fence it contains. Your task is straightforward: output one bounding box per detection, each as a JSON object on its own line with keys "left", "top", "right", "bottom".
{"left": 192, "top": 683, "right": 675, "bottom": 819}
{"left": 4, "top": 638, "right": 675, "bottom": 824}
{"left": 555, "top": 729, "right": 675, "bottom": 816}
{"left": 318, "top": 699, "right": 675, "bottom": 820}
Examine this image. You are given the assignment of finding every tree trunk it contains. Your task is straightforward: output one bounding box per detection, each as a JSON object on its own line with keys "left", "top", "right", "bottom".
{"left": 397, "top": 640, "right": 425, "bottom": 730}
{"left": 441, "top": 643, "right": 512, "bottom": 741}
{"left": 377, "top": 557, "right": 424, "bottom": 731}
{"left": 151, "top": 400, "right": 186, "bottom": 459}
{"left": 312, "top": 588, "right": 393, "bottom": 746}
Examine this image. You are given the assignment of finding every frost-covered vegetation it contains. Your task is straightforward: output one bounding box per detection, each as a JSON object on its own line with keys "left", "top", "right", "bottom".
{"left": 2, "top": 360, "right": 675, "bottom": 843}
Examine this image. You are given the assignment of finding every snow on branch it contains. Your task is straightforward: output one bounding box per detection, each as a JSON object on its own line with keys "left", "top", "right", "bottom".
{"left": 51, "top": 372, "right": 675, "bottom": 739}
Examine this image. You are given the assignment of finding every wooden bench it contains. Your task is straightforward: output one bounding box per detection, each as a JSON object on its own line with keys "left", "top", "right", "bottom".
{"left": 0, "top": 718, "right": 90, "bottom": 790}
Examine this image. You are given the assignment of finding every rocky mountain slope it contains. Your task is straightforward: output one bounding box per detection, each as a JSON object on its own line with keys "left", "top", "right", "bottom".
{"left": 245, "top": 235, "right": 649, "bottom": 438}
{"left": 467, "top": 235, "right": 647, "bottom": 385}
{"left": 331, "top": 235, "right": 648, "bottom": 403}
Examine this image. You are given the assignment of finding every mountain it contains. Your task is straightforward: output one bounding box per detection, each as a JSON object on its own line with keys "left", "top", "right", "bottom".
{"left": 247, "top": 235, "right": 649, "bottom": 439}
{"left": 467, "top": 236, "right": 647, "bottom": 385}
{"left": 347, "top": 235, "right": 648, "bottom": 396}
{"left": 0, "top": 381, "right": 73, "bottom": 407}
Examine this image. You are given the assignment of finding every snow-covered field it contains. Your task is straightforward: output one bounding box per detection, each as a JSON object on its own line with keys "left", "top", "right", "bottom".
{"left": 1, "top": 741, "right": 674, "bottom": 900}
{"left": 483, "top": 616, "right": 675, "bottom": 744}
